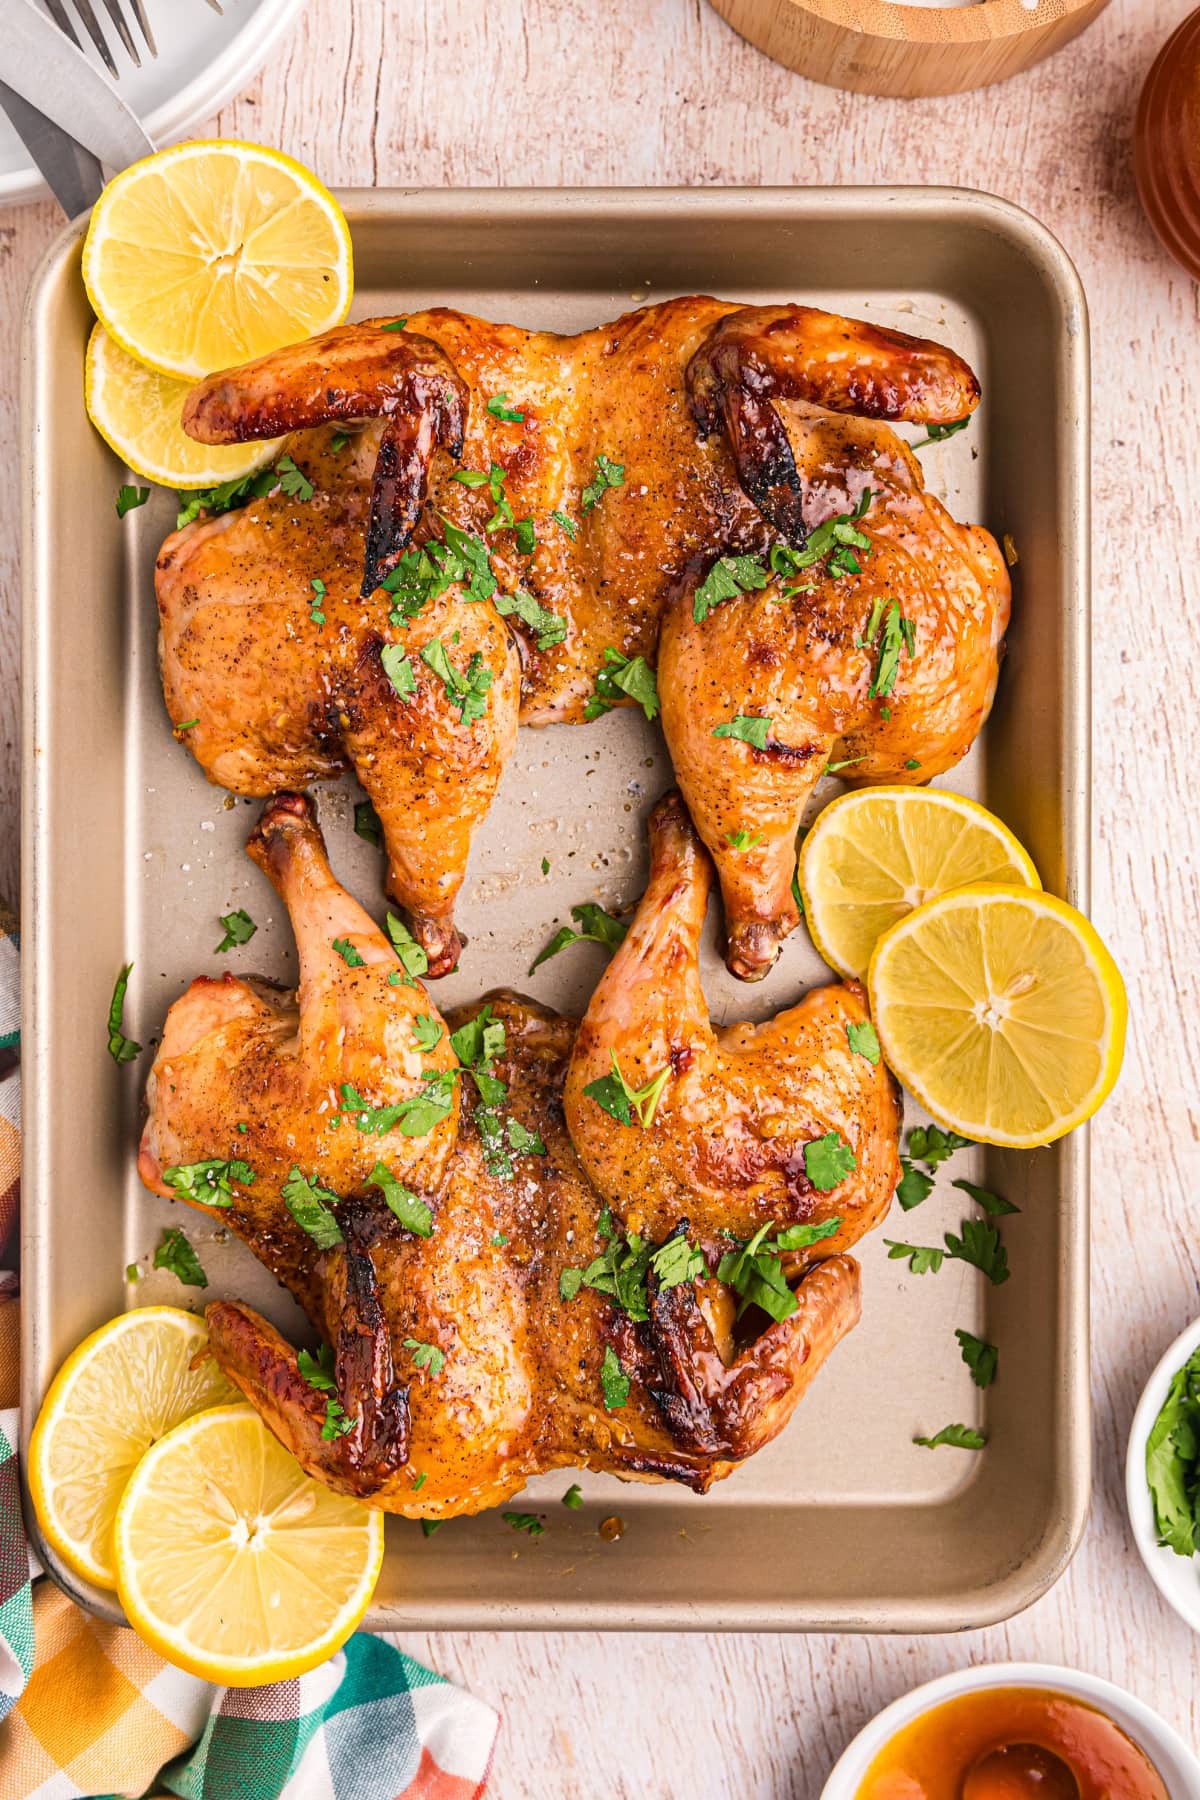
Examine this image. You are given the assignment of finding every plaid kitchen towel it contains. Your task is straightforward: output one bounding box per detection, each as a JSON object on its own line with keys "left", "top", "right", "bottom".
{"left": 0, "top": 908, "right": 499, "bottom": 1800}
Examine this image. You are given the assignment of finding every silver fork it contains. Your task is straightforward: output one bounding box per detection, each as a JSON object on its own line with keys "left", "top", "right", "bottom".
{"left": 42, "top": 0, "right": 223, "bottom": 79}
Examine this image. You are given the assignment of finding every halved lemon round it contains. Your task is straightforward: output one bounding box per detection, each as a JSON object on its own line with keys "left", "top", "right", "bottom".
{"left": 800, "top": 787, "right": 1040, "bottom": 981}
{"left": 29, "top": 1306, "right": 238, "bottom": 1589}
{"left": 114, "top": 1405, "right": 383, "bottom": 1686}
{"left": 82, "top": 139, "right": 353, "bottom": 381}
{"left": 868, "top": 884, "right": 1126, "bottom": 1147}
{"left": 85, "top": 324, "right": 284, "bottom": 488}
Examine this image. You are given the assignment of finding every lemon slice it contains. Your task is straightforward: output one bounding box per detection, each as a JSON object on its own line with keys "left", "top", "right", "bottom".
{"left": 85, "top": 324, "right": 284, "bottom": 488}
{"left": 82, "top": 139, "right": 353, "bottom": 381}
{"left": 868, "top": 884, "right": 1126, "bottom": 1147}
{"left": 114, "top": 1404, "right": 383, "bottom": 1686}
{"left": 28, "top": 1306, "right": 238, "bottom": 1589}
{"left": 800, "top": 787, "right": 1040, "bottom": 981}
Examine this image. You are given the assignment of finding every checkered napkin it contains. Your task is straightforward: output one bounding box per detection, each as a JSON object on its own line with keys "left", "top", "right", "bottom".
{"left": 0, "top": 906, "right": 499, "bottom": 1799}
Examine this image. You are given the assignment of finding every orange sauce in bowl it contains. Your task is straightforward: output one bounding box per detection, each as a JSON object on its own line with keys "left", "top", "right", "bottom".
{"left": 855, "top": 1687, "right": 1168, "bottom": 1800}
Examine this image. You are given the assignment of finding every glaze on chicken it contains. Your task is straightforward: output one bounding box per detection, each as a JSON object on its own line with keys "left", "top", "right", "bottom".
{"left": 138, "top": 793, "right": 900, "bottom": 1512}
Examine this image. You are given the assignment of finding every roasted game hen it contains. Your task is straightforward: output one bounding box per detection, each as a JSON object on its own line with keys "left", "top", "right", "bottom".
{"left": 158, "top": 298, "right": 996, "bottom": 975}
{"left": 138, "top": 792, "right": 900, "bottom": 1513}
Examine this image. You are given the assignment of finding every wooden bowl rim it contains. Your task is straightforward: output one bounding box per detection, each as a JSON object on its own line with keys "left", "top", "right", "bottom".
{"left": 773, "top": 0, "right": 1102, "bottom": 46}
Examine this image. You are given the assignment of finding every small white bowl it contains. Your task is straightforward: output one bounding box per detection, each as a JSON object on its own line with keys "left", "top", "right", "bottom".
{"left": 820, "top": 1660, "right": 1200, "bottom": 1797}
{"left": 1126, "top": 1313, "right": 1200, "bottom": 1634}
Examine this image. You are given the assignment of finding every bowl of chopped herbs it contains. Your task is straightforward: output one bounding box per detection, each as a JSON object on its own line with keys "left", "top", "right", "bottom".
{"left": 1126, "top": 1315, "right": 1200, "bottom": 1632}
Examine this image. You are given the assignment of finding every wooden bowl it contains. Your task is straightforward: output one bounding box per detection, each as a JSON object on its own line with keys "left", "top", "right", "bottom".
{"left": 708, "top": 0, "right": 1113, "bottom": 98}
{"left": 1134, "top": 6, "right": 1200, "bottom": 281}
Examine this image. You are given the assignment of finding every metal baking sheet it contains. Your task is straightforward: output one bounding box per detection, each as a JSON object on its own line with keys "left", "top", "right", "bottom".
{"left": 20, "top": 187, "right": 1090, "bottom": 1632}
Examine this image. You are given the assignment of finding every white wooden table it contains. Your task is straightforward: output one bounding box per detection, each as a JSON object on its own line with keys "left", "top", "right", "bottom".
{"left": 2, "top": 1, "right": 1198, "bottom": 1792}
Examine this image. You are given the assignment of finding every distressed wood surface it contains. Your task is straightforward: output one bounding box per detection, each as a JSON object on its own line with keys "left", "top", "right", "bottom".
{"left": 1, "top": 0, "right": 1198, "bottom": 1792}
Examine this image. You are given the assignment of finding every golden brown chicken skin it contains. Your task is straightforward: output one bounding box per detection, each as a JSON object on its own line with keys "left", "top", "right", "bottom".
{"left": 138, "top": 793, "right": 896, "bottom": 1511}
{"left": 658, "top": 410, "right": 1010, "bottom": 979}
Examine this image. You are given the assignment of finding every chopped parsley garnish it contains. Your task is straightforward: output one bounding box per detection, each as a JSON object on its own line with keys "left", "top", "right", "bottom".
{"left": 944, "top": 1217, "right": 1009, "bottom": 1285}
{"left": 116, "top": 484, "right": 149, "bottom": 518}
{"left": 386, "top": 912, "right": 429, "bottom": 979}
{"left": 436, "top": 518, "right": 498, "bottom": 603}
{"left": 163, "top": 1157, "right": 256, "bottom": 1210}
{"left": 366, "top": 1162, "right": 434, "bottom": 1236}
{"left": 552, "top": 509, "right": 578, "bottom": 540}
{"left": 503, "top": 1510, "right": 545, "bottom": 1537}
{"left": 717, "top": 1220, "right": 840, "bottom": 1323}
{"left": 559, "top": 1217, "right": 707, "bottom": 1322}
{"left": 803, "top": 1132, "right": 857, "bottom": 1191}
{"left": 884, "top": 1239, "right": 944, "bottom": 1275}
{"left": 107, "top": 963, "right": 141, "bottom": 1064}
{"left": 413, "top": 1014, "right": 444, "bottom": 1051}
{"left": 339, "top": 1077, "right": 455, "bottom": 1140}
{"left": 774, "top": 489, "right": 874, "bottom": 584}
{"left": 450, "top": 1002, "right": 506, "bottom": 1075}
{"left": 276, "top": 455, "right": 314, "bottom": 502}
{"left": 491, "top": 1232, "right": 509, "bottom": 1247}
{"left": 298, "top": 1344, "right": 354, "bottom": 1440}
{"left": 725, "top": 830, "right": 763, "bottom": 851}
{"left": 824, "top": 756, "right": 867, "bottom": 776}
{"left": 712, "top": 714, "right": 771, "bottom": 750}
{"left": 513, "top": 518, "right": 537, "bottom": 555}
{"left": 214, "top": 909, "right": 255, "bottom": 954}
{"left": 906, "top": 1124, "right": 973, "bottom": 1169}
{"left": 330, "top": 431, "right": 350, "bottom": 452}
{"left": 692, "top": 553, "right": 770, "bottom": 624}
{"left": 421, "top": 1520, "right": 443, "bottom": 1538}
{"left": 153, "top": 1227, "right": 207, "bottom": 1288}
{"left": 381, "top": 644, "right": 417, "bottom": 700}
{"left": 905, "top": 759, "right": 922, "bottom": 771}
{"left": 282, "top": 1166, "right": 343, "bottom": 1248}
{"left": 600, "top": 1344, "right": 630, "bottom": 1410}
{"left": 649, "top": 1232, "right": 709, "bottom": 1289}
{"left": 354, "top": 800, "right": 383, "bottom": 847}
{"left": 582, "top": 648, "right": 659, "bottom": 721}
{"left": 174, "top": 464, "right": 280, "bottom": 529}
{"left": 862, "top": 599, "right": 916, "bottom": 700}
{"left": 494, "top": 588, "right": 565, "bottom": 650}
{"left": 562, "top": 1484, "right": 584, "bottom": 1510}
{"left": 176, "top": 718, "right": 199, "bottom": 732}
{"left": 404, "top": 1336, "right": 446, "bottom": 1376}
{"left": 913, "top": 1423, "right": 986, "bottom": 1451}
{"left": 846, "top": 1021, "right": 881, "bottom": 1065}
{"left": 910, "top": 417, "right": 971, "bottom": 451}
{"left": 541, "top": 857, "right": 550, "bottom": 875}
{"left": 951, "top": 1178, "right": 1019, "bottom": 1217}
{"left": 380, "top": 539, "right": 471, "bottom": 623}
{"left": 581, "top": 453, "right": 625, "bottom": 512}
{"left": 530, "top": 902, "right": 627, "bottom": 972}
{"left": 895, "top": 1160, "right": 935, "bottom": 1211}
{"left": 1146, "top": 1347, "right": 1200, "bottom": 1556}
{"left": 382, "top": 317, "right": 408, "bottom": 332}
{"left": 505, "top": 1117, "right": 545, "bottom": 1157}
{"left": 420, "top": 639, "right": 494, "bottom": 724}
{"left": 584, "top": 1051, "right": 669, "bottom": 1129}
{"left": 956, "top": 1329, "right": 998, "bottom": 1389}
{"left": 309, "top": 576, "right": 327, "bottom": 627}
{"left": 332, "top": 937, "right": 366, "bottom": 968}
{"left": 487, "top": 392, "right": 525, "bottom": 422}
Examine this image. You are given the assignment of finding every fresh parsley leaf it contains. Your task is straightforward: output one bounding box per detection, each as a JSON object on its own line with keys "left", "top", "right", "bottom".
{"left": 382, "top": 318, "right": 408, "bottom": 331}
{"left": 487, "top": 392, "right": 525, "bottom": 422}
{"left": 162, "top": 1158, "right": 255, "bottom": 1209}
{"left": 450, "top": 1002, "right": 506, "bottom": 1073}
{"left": 559, "top": 1266, "right": 584, "bottom": 1302}
{"left": 910, "top": 417, "right": 971, "bottom": 451}
{"left": 692, "top": 553, "right": 770, "bottom": 624}
{"left": 944, "top": 1217, "right": 1009, "bottom": 1285}
{"left": 864, "top": 599, "right": 917, "bottom": 701}
{"left": 648, "top": 1232, "right": 709, "bottom": 1289}
{"left": 436, "top": 517, "right": 498, "bottom": 604}
{"left": 712, "top": 714, "right": 771, "bottom": 750}
{"left": 562, "top": 1483, "right": 584, "bottom": 1510}
{"left": 913, "top": 1423, "right": 986, "bottom": 1451}
{"left": 505, "top": 1116, "right": 545, "bottom": 1156}
{"left": 775, "top": 491, "right": 874, "bottom": 584}
{"left": 774, "top": 1218, "right": 842, "bottom": 1251}
{"left": 906, "top": 1125, "right": 973, "bottom": 1169}
{"left": 895, "top": 1159, "right": 935, "bottom": 1211}
{"left": 491, "top": 1231, "right": 509, "bottom": 1247}
{"left": 330, "top": 430, "right": 350, "bottom": 452}
{"left": 552, "top": 509, "right": 578, "bottom": 540}
{"left": 581, "top": 647, "right": 659, "bottom": 722}
{"left": 298, "top": 1343, "right": 338, "bottom": 1392}
{"left": 1146, "top": 1347, "right": 1200, "bottom": 1556}
{"left": 385, "top": 912, "right": 429, "bottom": 979}
{"left": 421, "top": 638, "right": 494, "bottom": 724}
{"left": 215, "top": 909, "right": 256, "bottom": 954}
{"left": 175, "top": 718, "right": 199, "bottom": 732}
{"left": 404, "top": 1336, "right": 446, "bottom": 1376}
{"left": 502, "top": 1510, "right": 545, "bottom": 1537}
{"left": 453, "top": 469, "right": 490, "bottom": 489}
{"left": 581, "top": 453, "right": 625, "bottom": 512}
{"left": 905, "top": 759, "right": 922, "bottom": 771}
{"left": 803, "top": 1132, "right": 856, "bottom": 1192}
{"left": 530, "top": 902, "right": 628, "bottom": 971}
{"left": 366, "top": 1161, "right": 434, "bottom": 1235}
{"left": 494, "top": 587, "right": 565, "bottom": 650}
{"left": 310, "top": 575, "right": 327, "bottom": 626}
{"left": 420, "top": 1519, "right": 443, "bottom": 1537}
{"left": 956, "top": 1328, "right": 998, "bottom": 1389}
{"left": 333, "top": 937, "right": 365, "bottom": 968}
{"left": 125, "top": 1263, "right": 139, "bottom": 1282}
{"left": 107, "top": 963, "right": 141, "bottom": 1063}
{"left": 600, "top": 1344, "right": 630, "bottom": 1410}
{"left": 354, "top": 799, "right": 383, "bottom": 847}
{"left": 846, "top": 1021, "right": 881, "bottom": 1065}
{"left": 276, "top": 455, "right": 314, "bottom": 502}
{"left": 514, "top": 518, "right": 537, "bottom": 555}
{"left": 381, "top": 644, "right": 417, "bottom": 700}
{"left": 413, "top": 1014, "right": 444, "bottom": 1051}
{"left": 541, "top": 857, "right": 550, "bottom": 875}
{"left": 885, "top": 1238, "right": 945, "bottom": 1275}
{"left": 340, "top": 1077, "right": 455, "bottom": 1141}
{"left": 717, "top": 1223, "right": 793, "bottom": 1322}
{"left": 153, "top": 1227, "right": 207, "bottom": 1288}
{"left": 952, "top": 1178, "right": 1019, "bottom": 1217}
{"left": 116, "top": 484, "right": 149, "bottom": 518}
{"left": 824, "top": 756, "right": 867, "bottom": 776}
{"left": 174, "top": 465, "right": 279, "bottom": 530}
{"left": 725, "top": 830, "right": 764, "bottom": 851}
{"left": 282, "top": 1166, "right": 343, "bottom": 1247}
{"left": 584, "top": 1051, "right": 669, "bottom": 1129}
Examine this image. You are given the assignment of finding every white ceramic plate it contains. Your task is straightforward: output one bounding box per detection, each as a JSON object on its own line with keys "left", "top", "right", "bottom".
{"left": 1126, "top": 1313, "right": 1200, "bottom": 1635}
{"left": 821, "top": 1661, "right": 1200, "bottom": 1796}
{"left": 0, "top": 0, "right": 308, "bottom": 206}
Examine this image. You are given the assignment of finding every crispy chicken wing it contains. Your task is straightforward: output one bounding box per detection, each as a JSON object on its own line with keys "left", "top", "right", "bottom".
{"left": 139, "top": 793, "right": 899, "bottom": 1509}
